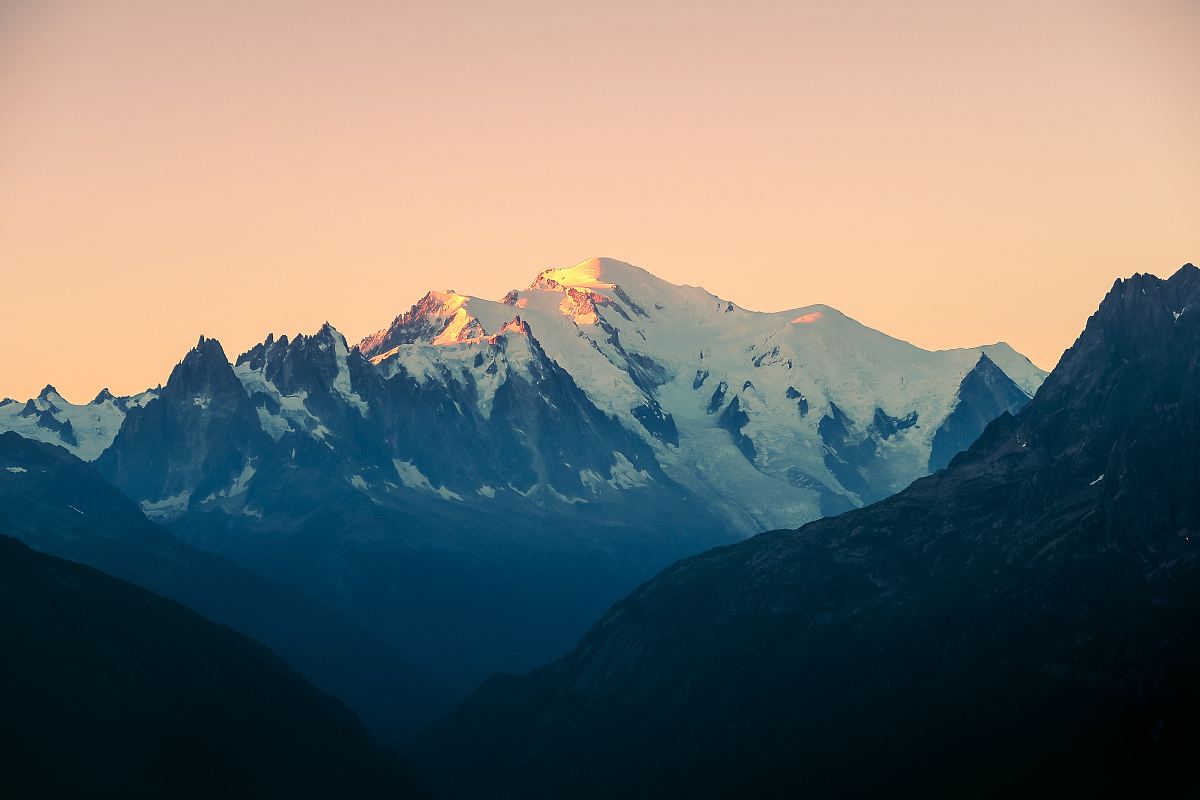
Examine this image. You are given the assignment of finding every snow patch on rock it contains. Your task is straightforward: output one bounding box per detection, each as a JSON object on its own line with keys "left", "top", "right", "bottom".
{"left": 608, "top": 452, "right": 652, "bottom": 489}
{"left": 140, "top": 490, "right": 192, "bottom": 520}
{"left": 331, "top": 333, "right": 369, "bottom": 415}
{"left": 393, "top": 458, "right": 463, "bottom": 501}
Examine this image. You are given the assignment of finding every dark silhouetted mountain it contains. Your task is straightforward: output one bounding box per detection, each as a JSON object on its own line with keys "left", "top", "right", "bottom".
{"left": 0, "top": 534, "right": 428, "bottom": 798}
{"left": 0, "top": 432, "right": 454, "bottom": 745}
{"left": 414, "top": 264, "right": 1200, "bottom": 798}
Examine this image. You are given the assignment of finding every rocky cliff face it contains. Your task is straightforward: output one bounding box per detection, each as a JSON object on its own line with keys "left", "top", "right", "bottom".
{"left": 96, "top": 336, "right": 270, "bottom": 517}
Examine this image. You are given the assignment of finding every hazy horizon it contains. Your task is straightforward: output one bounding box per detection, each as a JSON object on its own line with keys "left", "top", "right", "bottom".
{"left": 3, "top": 0, "right": 1197, "bottom": 400}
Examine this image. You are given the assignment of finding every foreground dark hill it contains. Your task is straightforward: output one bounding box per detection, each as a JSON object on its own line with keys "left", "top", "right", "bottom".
{"left": 0, "top": 534, "right": 424, "bottom": 798}
{"left": 416, "top": 264, "right": 1200, "bottom": 798}
{"left": 0, "top": 432, "right": 453, "bottom": 744}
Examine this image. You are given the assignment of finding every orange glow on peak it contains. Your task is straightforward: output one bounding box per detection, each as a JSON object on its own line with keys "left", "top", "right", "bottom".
{"left": 497, "top": 317, "right": 530, "bottom": 337}
{"left": 790, "top": 312, "right": 824, "bottom": 324}
{"left": 535, "top": 259, "right": 617, "bottom": 291}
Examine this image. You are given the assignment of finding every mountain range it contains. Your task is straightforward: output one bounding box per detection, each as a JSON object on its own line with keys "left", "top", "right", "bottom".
{"left": 2, "top": 258, "right": 1196, "bottom": 797}
{"left": 414, "top": 263, "right": 1200, "bottom": 797}
{"left": 0, "top": 258, "right": 1046, "bottom": 697}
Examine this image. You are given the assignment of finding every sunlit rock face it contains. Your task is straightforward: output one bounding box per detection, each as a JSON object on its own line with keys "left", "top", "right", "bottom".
{"left": 2, "top": 256, "right": 1046, "bottom": 689}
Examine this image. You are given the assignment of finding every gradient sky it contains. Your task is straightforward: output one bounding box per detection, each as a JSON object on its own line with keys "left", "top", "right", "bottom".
{"left": 1, "top": 0, "right": 1197, "bottom": 401}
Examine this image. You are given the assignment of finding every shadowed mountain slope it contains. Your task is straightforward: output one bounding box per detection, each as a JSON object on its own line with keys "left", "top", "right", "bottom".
{"left": 0, "top": 534, "right": 428, "bottom": 798}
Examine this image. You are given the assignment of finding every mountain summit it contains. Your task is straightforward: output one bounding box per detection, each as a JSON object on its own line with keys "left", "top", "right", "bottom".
{"left": 355, "top": 256, "right": 1047, "bottom": 528}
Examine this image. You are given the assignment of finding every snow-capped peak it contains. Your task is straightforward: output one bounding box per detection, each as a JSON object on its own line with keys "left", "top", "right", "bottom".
{"left": 525, "top": 257, "right": 704, "bottom": 314}
{"left": 0, "top": 381, "right": 154, "bottom": 461}
{"left": 358, "top": 289, "right": 488, "bottom": 356}
{"left": 531, "top": 257, "right": 619, "bottom": 291}
{"left": 345, "top": 256, "right": 1050, "bottom": 532}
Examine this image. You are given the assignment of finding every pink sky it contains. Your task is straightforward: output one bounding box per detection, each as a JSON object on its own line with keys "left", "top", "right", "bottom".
{"left": 1, "top": 0, "right": 1197, "bottom": 401}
